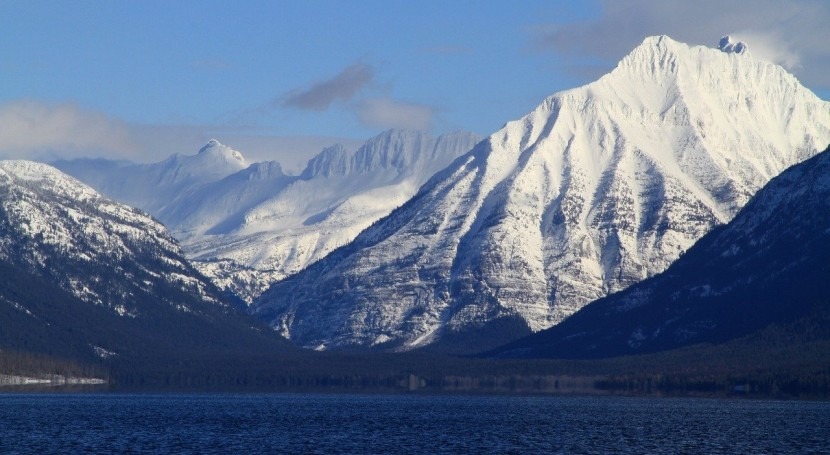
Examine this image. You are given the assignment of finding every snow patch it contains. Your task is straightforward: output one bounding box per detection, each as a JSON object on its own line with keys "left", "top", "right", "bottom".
{"left": 91, "top": 345, "right": 117, "bottom": 358}
{"left": 113, "top": 304, "right": 137, "bottom": 318}
{"left": 2, "top": 297, "right": 35, "bottom": 318}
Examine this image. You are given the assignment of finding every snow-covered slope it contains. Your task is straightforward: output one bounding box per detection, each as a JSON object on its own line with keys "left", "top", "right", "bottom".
{"left": 159, "top": 160, "right": 294, "bottom": 240}
{"left": 53, "top": 139, "right": 248, "bottom": 215}
{"left": 0, "top": 161, "right": 299, "bottom": 364}
{"left": 490, "top": 144, "right": 830, "bottom": 359}
{"left": 0, "top": 160, "right": 227, "bottom": 315}
{"left": 186, "top": 130, "right": 481, "bottom": 291}
{"left": 252, "top": 35, "right": 830, "bottom": 352}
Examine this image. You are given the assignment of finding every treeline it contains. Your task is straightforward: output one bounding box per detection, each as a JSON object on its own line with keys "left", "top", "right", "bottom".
{"left": 595, "top": 370, "right": 830, "bottom": 399}
{"left": 100, "top": 338, "right": 830, "bottom": 398}
{"left": 110, "top": 371, "right": 407, "bottom": 393}
{"left": 3, "top": 341, "right": 829, "bottom": 398}
{"left": 0, "top": 348, "right": 107, "bottom": 382}
{"left": 106, "top": 368, "right": 830, "bottom": 398}
{"left": 2, "top": 261, "right": 827, "bottom": 398}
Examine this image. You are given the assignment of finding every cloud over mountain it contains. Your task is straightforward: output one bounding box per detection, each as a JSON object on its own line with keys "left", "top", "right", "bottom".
{"left": 0, "top": 100, "right": 137, "bottom": 159}
{"left": 282, "top": 62, "right": 375, "bottom": 111}
{"left": 533, "top": 0, "right": 830, "bottom": 91}
{"left": 356, "top": 98, "right": 433, "bottom": 131}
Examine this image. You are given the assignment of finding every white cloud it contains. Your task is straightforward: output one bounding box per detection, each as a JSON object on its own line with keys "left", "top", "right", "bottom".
{"left": 356, "top": 98, "right": 434, "bottom": 131}
{"left": 728, "top": 30, "right": 800, "bottom": 69}
{"left": 0, "top": 99, "right": 360, "bottom": 172}
{"left": 0, "top": 100, "right": 139, "bottom": 160}
{"left": 533, "top": 0, "right": 830, "bottom": 92}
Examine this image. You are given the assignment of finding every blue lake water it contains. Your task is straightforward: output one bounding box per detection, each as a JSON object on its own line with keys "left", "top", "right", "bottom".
{"left": 0, "top": 393, "right": 828, "bottom": 454}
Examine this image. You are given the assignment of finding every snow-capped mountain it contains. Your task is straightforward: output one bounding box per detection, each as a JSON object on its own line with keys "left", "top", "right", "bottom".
{"left": 55, "top": 130, "right": 481, "bottom": 302}
{"left": 489, "top": 144, "right": 830, "bottom": 359}
{"left": 252, "top": 35, "right": 830, "bottom": 352}
{"left": 0, "top": 160, "right": 227, "bottom": 314}
{"left": 54, "top": 139, "right": 248, "bottom": 215}
{"left": 0, "top": 160, "right": 291, "bottom": 363}
{"left": 185, "top": 130, "right": 481, "bottom": 289}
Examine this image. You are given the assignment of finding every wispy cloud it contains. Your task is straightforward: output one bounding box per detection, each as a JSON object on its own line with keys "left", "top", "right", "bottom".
{"left": 282, "top": 62, "right": 374, "bottom": 111}
{"left": 0, "top": 100, "right": 139, "bottom": 160}
{"left": 3, "top": 85, "right": 440, "bottom": 169}
{"left": 356, "top": 98, "right": 434, "bottom": 131}
{"left": 727, "top": 30, "right": 801, "bottom": 69}
{"left": 532, "top": 0, "right": 830, "bottom": 91}
{"left": 0, "top": 99, "right": 361, "bottom": 171}
{"left": 247, "top": 61, "right": 439, "bottom": 133}
{"left": 241, "top": 61, "right": 438, "bottom": 134}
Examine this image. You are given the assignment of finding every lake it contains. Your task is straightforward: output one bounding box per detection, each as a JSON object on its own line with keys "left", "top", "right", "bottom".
{"left": 0, "top": 394, "right": 828, "bottom": 453}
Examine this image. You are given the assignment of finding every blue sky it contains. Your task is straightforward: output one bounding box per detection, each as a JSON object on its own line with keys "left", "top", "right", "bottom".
{"left": 2, "top": 0, "right": 829, "bottom": 171}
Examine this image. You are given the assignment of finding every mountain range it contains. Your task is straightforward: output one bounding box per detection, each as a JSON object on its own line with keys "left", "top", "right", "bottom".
{"left": 251, "top": 35, "right": 830, "bottom": 353}
{"left": 490, "top": 144, "right": 830, "bottom": 359}
{"left": 1, "top": 152, "right": 827, "bottom": 392}
{"left": 55, "top": 130, "right": 480, "bottom": 302}
{"left": 3, "top": 31, "right": 828, "bottom": 397}
{"left": 52, "top": 139, "right": 249, "bottom": 217}
{"left": 44, "top": 35, "right": 830, "bottom": 358}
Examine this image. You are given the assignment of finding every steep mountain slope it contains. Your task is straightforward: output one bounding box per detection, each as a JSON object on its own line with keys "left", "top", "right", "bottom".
{"left": 55, "top": 130, "right": 481, "bottom": 303}
{"left": 160, "top": 160, "right": 295, "bottom": 240}
{"left": 0, "top": 160, "right": 230, "bottom": 314}
{"left": 0, "top": 160, "right": 292, "bottom": 364}
{"left": 253, "top": 35, "right": 830, "bottom": 352}
{"left": 186, "top": 130, "right": 481, "bottom": 292}
{"left": 489, "top": 144, "right": 830, "bottom": 359}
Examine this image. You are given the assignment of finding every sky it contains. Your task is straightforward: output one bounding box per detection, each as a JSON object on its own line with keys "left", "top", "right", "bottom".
{"left": 2, "top": 0, "right": 829, "bottom": 172}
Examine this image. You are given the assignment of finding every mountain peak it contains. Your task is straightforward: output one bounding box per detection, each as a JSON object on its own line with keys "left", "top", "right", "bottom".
{"left": 613, "top": 35, "right": 687, "bottom": 77}
{"left": 197, "top": 139, "right": 246, "bottom": 164}
{"left": 302, "top": 143, "right": 350, "bottom": 178}
{"left": 640, "top": 34, "right": 677, "bottom": 46}
{"left": 351, "top": 129, "right": 431, "bottom": 174}
{"left": 633, "top": 35, "right": 684, "bottom": 53}
{"left": 634, "top": 34, "right": 747, "bottom": 55}
{"left": 198, "top": 139, "right": 223, "bottom": 154}
{"left": 618, "top": 35, "right": 752, "bottom": 77}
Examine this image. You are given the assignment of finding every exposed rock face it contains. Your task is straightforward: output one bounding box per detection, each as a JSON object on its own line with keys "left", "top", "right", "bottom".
{"left": 718, "top": 35, "right": 748, "bottom": 54}
{"left": 490, "top": 145, "right": 830, "bottom": 359}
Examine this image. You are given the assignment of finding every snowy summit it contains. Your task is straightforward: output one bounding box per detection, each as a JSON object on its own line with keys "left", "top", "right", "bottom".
{"left": 197, "top": 139, "right": 246, "bottom": 164}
